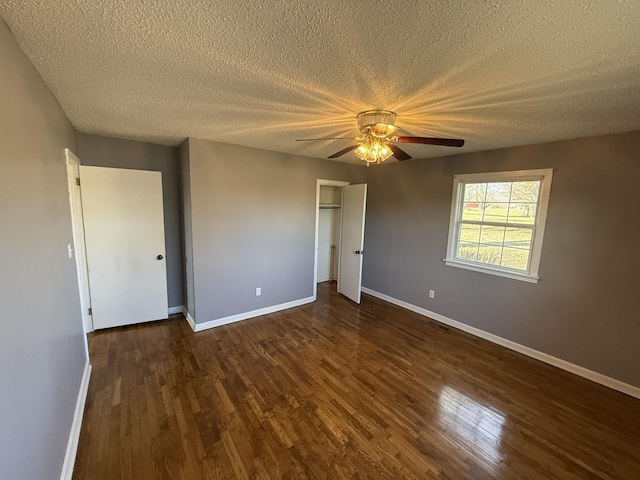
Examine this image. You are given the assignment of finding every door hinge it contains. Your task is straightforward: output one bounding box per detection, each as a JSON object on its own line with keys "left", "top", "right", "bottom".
{"left": 88, "top": 307, "right": 92, "bottom": 316}
{"left": 76, "top": 177, "right": 80, "bottom": 186}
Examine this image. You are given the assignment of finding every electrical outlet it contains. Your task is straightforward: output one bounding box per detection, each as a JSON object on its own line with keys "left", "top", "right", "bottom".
{"left": 256, "top": 287, "right": 261, "bottom": 296}
{"left": 429, "top": 290, "right": 435, "bottom": 299}
{"left": 68, "top": 244, "right": 73, "bottom": 259}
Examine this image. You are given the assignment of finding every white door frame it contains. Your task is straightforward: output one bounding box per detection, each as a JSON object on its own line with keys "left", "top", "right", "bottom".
{"left": 65, "top": 149, "right": 93, "bottom": 359}
{"left": 313, "top": 179, "right": 350, "bottom": 299}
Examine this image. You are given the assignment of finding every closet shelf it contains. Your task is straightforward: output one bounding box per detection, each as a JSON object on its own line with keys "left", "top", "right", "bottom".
{"left": 319, "top": 204, "right": 341, "bottom": 209}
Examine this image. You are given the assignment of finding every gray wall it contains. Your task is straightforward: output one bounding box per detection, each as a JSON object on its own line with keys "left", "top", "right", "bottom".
{"left": 185, "top": 138, "right": 365, "bottom": 323}
{"left": 0, "top": 20, "right": 87, "bottom": 480}
{"left": 362, "top": 130, "right": 640, "bottom": 388}
{"left": 77, "top": 133, "right": 185, "bottom": 309}
{"left": 178, "top": 140, "right": 196, "bottom": 319}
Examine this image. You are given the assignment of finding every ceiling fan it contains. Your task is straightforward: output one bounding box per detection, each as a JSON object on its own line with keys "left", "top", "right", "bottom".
{"left": 296, "top": 110, "right": 464, "bottom": 166}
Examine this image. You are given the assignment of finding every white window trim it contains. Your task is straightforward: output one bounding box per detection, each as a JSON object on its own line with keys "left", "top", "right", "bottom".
{"left": 445, "top": 168, "right": 554, "bottom": 283}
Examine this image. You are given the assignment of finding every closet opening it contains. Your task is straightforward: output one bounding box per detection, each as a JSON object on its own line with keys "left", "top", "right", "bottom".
{"left": 313, "top": 180, "right": 349, "bottom": 299}
{"left": 317, "top": 185, "right": 343, "bottom": 283}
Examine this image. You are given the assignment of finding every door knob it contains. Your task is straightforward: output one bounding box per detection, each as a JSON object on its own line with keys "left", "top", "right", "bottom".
{"left": 156, "top": 255, "right": 164, "bottom": 260}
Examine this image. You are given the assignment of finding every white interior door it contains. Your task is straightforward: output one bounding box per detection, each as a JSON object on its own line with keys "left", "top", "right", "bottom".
{"left": 79, "top": 166, "right": 168, "bottom": 330}
{"left": 338, "top": 184, "right": 367, "bottom": 303}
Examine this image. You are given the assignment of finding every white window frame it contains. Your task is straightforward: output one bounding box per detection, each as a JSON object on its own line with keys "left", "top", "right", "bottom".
{"left": 445, "top": 168, "right": 554, "bottom": 283}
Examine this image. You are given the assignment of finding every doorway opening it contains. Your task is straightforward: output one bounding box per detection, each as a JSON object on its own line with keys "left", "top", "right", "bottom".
{"left": 313, "top": 180, "right": 349, "bottom": 300}
{"left": 313, "top": 180, "right": 368, "bottom": 304}
{"left": 317, "top": 185, "right": 343, "bottom": 284}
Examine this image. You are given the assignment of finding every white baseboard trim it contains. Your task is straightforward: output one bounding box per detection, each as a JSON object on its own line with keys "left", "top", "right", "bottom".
{"left": 168, "top": 305, "right": 184, "bottom": 315}
{"left": 361, "top": 287, "right": 640, "bottom": 399}
{"left": 183, "top": 307, "right": 196, "bottom": 331}
{"left": 192, "top": 296, "right": 316, "bottom": 333}
{"left": 59, "top": 361, "right": 92, "bottom": 480}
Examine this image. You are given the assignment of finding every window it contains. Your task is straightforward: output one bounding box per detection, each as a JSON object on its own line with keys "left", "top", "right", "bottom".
{"left": 445, "top": 169, "right": 553, "bottom": 283}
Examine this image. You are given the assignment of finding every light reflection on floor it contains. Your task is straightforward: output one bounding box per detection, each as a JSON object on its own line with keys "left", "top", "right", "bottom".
{"left": 438, "top": 385, "right": 506, "bottom": 472}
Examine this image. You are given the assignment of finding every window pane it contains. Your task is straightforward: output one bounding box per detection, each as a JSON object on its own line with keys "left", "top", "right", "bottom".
{"left": 506, "top": 203, "right": 537, "bottom": 224}
{"left": 486, "top": 182, "right": 512, "bottom": 202}
{"left": 504, "top": 228, "right": 533, "bottom": 249}
{"left": 461, "top": 202, "right": 483, "bottom": 221}
{"left": 457, "top": 242, "right": 479, "bottom": 262}
{"left": 511, "top": 181, "right": 540, "bottom": 203}
{"left": 479, "top": 226, "right": 505, "bottom": 246}
{"left": 463, "top": 183, "right": 486, "bottom": 203}
{"left": 483, "top": 203, "right": 509, "bottom": 223}
{"left": 459, "top": 224, "right": 481, "bottom": 243}
{"left": 500, "top": 247, "right": 530, "bottom": 271}
{"left": 477, "top": 245, "right": 502, "bottom": 265}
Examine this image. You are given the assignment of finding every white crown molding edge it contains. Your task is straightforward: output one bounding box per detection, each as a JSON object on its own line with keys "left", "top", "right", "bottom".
{"left": 59, "top": 361, "right": 92, "bottom": 480}
{"left": 361, "top": 287, "right": 640, "bottom": 400}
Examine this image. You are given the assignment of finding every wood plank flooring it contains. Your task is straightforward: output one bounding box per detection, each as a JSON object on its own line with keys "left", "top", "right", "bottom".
{"left": 73, "top": 283, "right": 640, "bottom": 479}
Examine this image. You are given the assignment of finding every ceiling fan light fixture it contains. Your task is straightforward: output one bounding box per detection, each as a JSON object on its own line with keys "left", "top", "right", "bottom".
{"left": 353, "top": 137, "right": 393, "bottom": 166}
{"left": 299, "top": 110, "right": 464, "bottom": 163}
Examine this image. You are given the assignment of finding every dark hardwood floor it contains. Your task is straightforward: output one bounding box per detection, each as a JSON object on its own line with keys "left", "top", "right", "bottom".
{"left": 73, "top": 283, "right": 640, "bottom": 479}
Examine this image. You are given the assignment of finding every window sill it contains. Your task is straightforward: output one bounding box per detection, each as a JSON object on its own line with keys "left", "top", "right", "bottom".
{"left": 444, "top": 259, "right": 540, "bottom": 283}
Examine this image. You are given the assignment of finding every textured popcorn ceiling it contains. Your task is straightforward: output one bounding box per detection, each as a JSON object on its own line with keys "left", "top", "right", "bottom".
{"left": 1, "top": 1, "right": 640, "bottom": 162}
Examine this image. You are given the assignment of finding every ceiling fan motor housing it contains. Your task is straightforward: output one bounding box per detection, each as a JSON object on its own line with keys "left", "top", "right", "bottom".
{"left": 357, "top": 110, "right": 397, "bottom": 137}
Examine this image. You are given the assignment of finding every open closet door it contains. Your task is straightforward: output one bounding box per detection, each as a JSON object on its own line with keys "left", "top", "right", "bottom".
{"left": 338, "top": 184, "right": 367, "bottom": 303}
